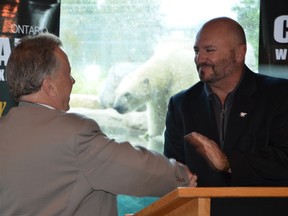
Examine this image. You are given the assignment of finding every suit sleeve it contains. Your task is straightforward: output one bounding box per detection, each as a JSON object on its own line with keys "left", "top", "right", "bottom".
{"left": 74, "top": 117, "right": 190, "bottom": 196}
{"left": 164, "top": 97, "right": 186, "bottom": 165}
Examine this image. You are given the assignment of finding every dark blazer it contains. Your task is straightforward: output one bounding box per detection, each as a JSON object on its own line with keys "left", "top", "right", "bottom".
{"left": 164, "top": 66, "right": 288, "bottom": 215}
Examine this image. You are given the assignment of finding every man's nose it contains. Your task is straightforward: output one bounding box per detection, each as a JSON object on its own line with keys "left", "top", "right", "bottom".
{"left": 195, "top": 51, "right": 206, "bottom": 64}
{"left": 70, "top": 75, "right": 76, "bottom": 84}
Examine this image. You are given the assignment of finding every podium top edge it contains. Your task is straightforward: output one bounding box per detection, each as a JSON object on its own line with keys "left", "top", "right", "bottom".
{"left": 175, "top": 187, "right": 288, "bottom": 198}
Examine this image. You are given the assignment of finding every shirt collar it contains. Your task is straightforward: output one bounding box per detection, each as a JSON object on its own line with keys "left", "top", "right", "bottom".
{"left": 36, "top": 103, "right": 55, "bottom": 109}
{"left": 19, "top": 101, "right": 55, "bottom": 110}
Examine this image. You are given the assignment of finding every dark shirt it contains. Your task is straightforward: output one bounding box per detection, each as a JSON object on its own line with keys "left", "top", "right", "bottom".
{"left": 205, "top": 84, "right": 235, "bottom": 148}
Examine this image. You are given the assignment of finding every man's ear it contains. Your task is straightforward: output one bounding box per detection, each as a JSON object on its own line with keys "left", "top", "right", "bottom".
{"left": 236, "top": 44, "right": 247, "bottom": 62}
{"left": 42, "top": 77, "right": 57, "bottom": 97}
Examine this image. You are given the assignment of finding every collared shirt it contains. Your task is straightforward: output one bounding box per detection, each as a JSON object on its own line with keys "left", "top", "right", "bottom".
{"left": 37, "top": 103, "right": 55, "bottom": 110}
{"left": 204, "top": 84, "right": 236, "bottom": 148}
{"left": 19, "top": 101, "right": 56, "bottom": 110}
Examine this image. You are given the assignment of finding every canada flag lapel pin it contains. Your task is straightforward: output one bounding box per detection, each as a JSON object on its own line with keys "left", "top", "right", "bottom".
{"left": 240, "top": 112, "right": 248, "bottom": 117}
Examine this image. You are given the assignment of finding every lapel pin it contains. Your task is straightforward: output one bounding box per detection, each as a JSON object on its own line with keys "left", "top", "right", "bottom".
{"left": 240, "top": 112, "right": 248, "bottom": 117}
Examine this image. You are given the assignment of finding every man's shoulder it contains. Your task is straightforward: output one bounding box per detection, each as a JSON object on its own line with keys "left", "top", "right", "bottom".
{"left": 240, "top": 67, "right": 288, "bottom": 95}
{"left": 253, "top": 72, "right": 288, "bottom": 91}
{"left": 58, "top": 111, "right": 97, "bottom": 126}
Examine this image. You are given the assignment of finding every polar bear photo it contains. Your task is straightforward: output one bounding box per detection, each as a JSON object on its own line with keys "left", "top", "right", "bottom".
{"left": 113, "top": 40, "right": 199, "bottom": 151}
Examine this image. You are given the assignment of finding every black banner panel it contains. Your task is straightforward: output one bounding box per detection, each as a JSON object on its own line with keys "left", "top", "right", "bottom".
{"left": 0, "top": 0, "right": 60, "bottom": 116}
{"left": 259, "top": 0, "right": 288, "bottom": 78}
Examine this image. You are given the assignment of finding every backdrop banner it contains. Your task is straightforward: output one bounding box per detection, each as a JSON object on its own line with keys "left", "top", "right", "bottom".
{"left": 0, "top": 0, "right": 60, "bottom": 116}
{"left": 259, "top": 0, "right": 288, "bottom": 78}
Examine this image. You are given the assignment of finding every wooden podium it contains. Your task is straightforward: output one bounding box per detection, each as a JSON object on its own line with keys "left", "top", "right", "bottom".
{"left": 131, "top": 187, "right": 288, "bottom": 216}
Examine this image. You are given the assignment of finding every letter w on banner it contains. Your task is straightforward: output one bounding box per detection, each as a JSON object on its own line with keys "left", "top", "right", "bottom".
{"left": 259, "top": 0, "right": 288, "bottom": 79}
{"left": 0, "top": 0, "right": 61, "bottom": 116}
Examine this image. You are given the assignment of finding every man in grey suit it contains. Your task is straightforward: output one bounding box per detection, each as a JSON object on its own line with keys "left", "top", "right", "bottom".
{"left": 0, "top": 33, "right": 197, "bottom": 216}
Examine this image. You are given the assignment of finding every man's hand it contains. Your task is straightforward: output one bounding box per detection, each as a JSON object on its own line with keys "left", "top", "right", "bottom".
{"left": 186, "top": 165, "right": 198, "bottom": 187}
{"left": 184, "top": 132, "right": 231, "bottom": 172}
{"left": 177, "top": 162, "right": 198, "bottom": 187}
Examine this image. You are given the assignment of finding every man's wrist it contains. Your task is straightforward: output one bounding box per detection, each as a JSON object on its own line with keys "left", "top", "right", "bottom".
{"left": 222, "top": 155, "right": 231, "bottom": 173}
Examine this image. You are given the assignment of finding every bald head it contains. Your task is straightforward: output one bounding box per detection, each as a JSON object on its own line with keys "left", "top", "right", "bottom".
{"left": 198, "top": 17, "right": 246, "bottom": 46}
{"left": 193, "top": 17, "right": 247, "bottom": 89}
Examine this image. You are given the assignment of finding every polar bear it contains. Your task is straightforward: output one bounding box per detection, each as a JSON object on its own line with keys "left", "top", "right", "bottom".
{"left": 113, "top": 44, "right": 199, "bottom": 151}
{"left": 98, "top": 62, "right": 141, "bottom": 108}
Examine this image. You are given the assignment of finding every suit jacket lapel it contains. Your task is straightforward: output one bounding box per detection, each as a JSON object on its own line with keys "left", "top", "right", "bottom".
{"left": 224, "top": 67, "right": 258, "bottom": 150}
{"left": 184, "top": 84, "right": 220, "bottom": 143}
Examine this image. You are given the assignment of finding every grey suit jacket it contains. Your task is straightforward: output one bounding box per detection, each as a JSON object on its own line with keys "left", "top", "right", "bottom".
{"left": 0, "top": 102, "right": 189, "bottom": 216}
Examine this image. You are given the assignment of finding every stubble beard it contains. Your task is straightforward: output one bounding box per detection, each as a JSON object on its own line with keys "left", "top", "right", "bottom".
{"left": 198, "top": 65, "right": 219, "bottom": 84}
{"left": 198, "top": 58, "right": 237, "bottom": 84}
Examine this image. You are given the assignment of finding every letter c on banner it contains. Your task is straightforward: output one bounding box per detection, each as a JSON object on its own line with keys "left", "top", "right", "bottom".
{"left": 274, "top": 15, "right": 288, "bottom": 43}
{"left": 0, "top": 101, "right": 7, "bottom": 117}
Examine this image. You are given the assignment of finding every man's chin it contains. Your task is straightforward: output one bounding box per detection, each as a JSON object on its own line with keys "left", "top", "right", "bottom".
{"left": 199, "top": 71, "right": 215, "bottom": 83}
{"left": 199, "top": 72, "right": 208, "bottom": 82}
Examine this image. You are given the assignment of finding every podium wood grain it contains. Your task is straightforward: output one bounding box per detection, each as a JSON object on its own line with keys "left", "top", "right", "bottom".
{"left": 133, "top": 187, "right": 288, "bottom": 216}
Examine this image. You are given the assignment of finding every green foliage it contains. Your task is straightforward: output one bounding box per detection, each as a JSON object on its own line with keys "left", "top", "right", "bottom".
{"left": 232, "top": 0, "right": 260, "bottom": 61}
